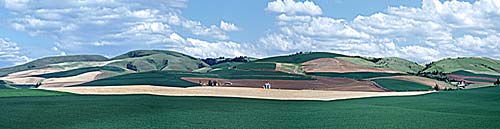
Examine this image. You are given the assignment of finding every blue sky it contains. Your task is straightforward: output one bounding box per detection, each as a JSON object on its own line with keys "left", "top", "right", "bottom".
{"left": 0, "top": 0, "right": 498, "bottom": 68}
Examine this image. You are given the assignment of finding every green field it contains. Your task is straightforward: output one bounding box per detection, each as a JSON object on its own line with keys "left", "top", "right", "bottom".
{"left": 208, "top": 69, "right": 313, "bottom": 80}
{"left": 79, "top": 70, "right": 314, "bottom": 87}
{"left": 78, "top": 71, "right": 204, "bottom": 87}
{"left": 0, "top": 89, "right": 72, "bottom": 97}
{"left": 33, "top": 66, "right": 125, "bottom": 78}
{"left": 372, "top": 78, "right": 432, "bottom": 91}
{"left": 308, "top": 72, "right": 404, "bottom": 80}
{"left": 234, "top": 62, "right": 276, "bottom": 70}
{"left": 1, "top": 87, "right": 500, "bottom": 129}
{"left": 450, "top": 70, "right": 500, "bottom": 79}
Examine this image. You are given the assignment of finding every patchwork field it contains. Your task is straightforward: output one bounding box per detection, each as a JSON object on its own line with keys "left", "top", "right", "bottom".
{"left": 1, "top": 86, "right": 499, "bottom": 129}
{"left": 372, "top": 79, "right": 433, "bottom": 91}
{"left": 302, "top": 58, "right": 403, "bottom": 73}
{"left": 43, "top": 86, "right": 427, "bottom": 101}
{"left": 307, "top": 72, "right": 404, "bottom": 80}
{"left": 182, "top": 76, "right": 384, "bottom": 91}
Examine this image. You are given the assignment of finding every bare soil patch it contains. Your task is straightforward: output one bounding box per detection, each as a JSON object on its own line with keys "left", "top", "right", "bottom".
{"left": 370, "top": 75, "right": 451, "bottom": 88}
{"left": 447, "top": 74, "right": 496, "bottom": 84}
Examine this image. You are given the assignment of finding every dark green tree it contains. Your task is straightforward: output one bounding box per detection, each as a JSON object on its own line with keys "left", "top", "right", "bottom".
{"left": 434, "top": 84, "right": 440, "bottom": 91}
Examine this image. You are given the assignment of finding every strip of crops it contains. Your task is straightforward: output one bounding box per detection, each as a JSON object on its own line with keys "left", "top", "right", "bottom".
{"left": 450, "top": 70, "right": 500, "bottom": 79}
{"left": 372, "top": 78, "right": 432, "bottom": 91}
{"left": 33, "top": 66, "right": 125, "bottom": 78}
{"left": 308, "top": 72, "right": 404, "bottom": 80}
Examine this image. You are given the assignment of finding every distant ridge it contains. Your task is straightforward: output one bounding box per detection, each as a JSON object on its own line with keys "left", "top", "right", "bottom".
{"left": 0, "top": 55, "right": 108, "bottom": 77}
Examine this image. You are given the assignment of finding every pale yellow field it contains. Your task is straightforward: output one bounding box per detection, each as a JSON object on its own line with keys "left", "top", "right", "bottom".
{"left": 43, "top": 85, "right": 432, "bottom": 101}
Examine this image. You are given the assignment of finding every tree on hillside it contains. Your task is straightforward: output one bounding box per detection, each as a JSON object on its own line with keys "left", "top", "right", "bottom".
{"left": 434, "top": 84, "right": 440, "bottom": 91}
{"left": 126, "top": 62, "right": 138, "bottom": 71}
{"left": 494, "top": 78, "right": 500, "bottom": 86}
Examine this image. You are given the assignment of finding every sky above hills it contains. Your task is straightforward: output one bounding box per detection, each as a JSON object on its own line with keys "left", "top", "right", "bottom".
{"left": 0, "top": 0, "right": 498, "bottom": 67}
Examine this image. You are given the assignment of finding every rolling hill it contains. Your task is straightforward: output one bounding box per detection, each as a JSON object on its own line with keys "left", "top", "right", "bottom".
{"left": 422, "top": 57, "right": 500, "bottom": 74}
{"left": 255, "top": 52, "right": 346, "bottom": 63}
{"left": 0, "top": 55, "right": 109, "bottom": 77}
{"left": 106, "top": 50, "right": 208, "bottom": 72}
{"left": 1, "top": 50, "right": 497, "bottom": 91}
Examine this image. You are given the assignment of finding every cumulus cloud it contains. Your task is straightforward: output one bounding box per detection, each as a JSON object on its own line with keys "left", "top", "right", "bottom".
{"left": 261, "top": 0, "right": 500, "bottom": 62}
{"left": 220, "top": 21, "right": 239, "bottom": 32}
{"left": 266, "top": 0, "right": 322, "bottom": 15}
{"left": 0, "top": 38, "right": 29, "bottom": 67}
{"left": 1, "top": 0, "right": 234, "bottom": 56}
{"left": 165, "top": 33, "right": 252, "bottom": 58}
{"left": 1, "top": 0, "right": 499, "bottom": 64}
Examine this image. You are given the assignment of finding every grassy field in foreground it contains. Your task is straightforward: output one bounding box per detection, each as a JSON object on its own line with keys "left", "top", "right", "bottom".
{"left": 372, "top": 78, "right": 433, "bottom": 91}
{"left": 0, "top": 89, "right": 72, "bottom": 97}
{"left": 1, "top": 87, "right": 500, "bottom": 129}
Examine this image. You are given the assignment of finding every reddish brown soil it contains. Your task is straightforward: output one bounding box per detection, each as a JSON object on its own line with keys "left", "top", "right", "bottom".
{"left": 447, "top": 74, "right": 496, "bottom": 84}
{"left": 182, "top": 76, "right": 386, "bottom": 92}
{"left": 302, "top": 58, "right": 402, "bottom": 73}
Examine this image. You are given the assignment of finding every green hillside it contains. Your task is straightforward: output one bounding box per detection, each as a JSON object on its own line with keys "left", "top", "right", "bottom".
{"left": 33, "top": 66, "right": 125, "bottom": 78}
{"left": 106, "top": 50, "right": 208, "bottom": 72}
{"left": 0, "top": 55, "right": 109, "bottom": 77}
{"left": 373, "top": 57, "right": 424, "bottom": 73}
{"left": 337, "top": 57, "right": 424, "bottom": 73}
{"left": 0, "top": 80, "right": 13, "bottom": 89}
{"left": 422, "top": 57, "right": 500, "bottom": 74}
{"left": 233, "top": 62, "right": 276, "bottom": 71}
{"left": 255, "top": 52, "right": 346, "bottom": 63}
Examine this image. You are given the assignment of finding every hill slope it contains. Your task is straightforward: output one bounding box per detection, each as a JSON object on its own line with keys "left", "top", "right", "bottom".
{"left": 0, "top": 55, "right": 109, "bottom": 77}
{"left": 106, "top": 50, "right": 208, "bottom": 72}
{"left": 255, "top": 52, "right": 346, "bottom": 63}
{"left": 422, "top": 57, "right": 500, "bottom": 74}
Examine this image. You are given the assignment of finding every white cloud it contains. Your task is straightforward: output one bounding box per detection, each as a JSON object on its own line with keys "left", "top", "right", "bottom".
{"left": 220, "top": 21, "right": 239, "bottom": 32}
{"left": 3, "top": 0, "right": 29, "bottom": 11}
{"left": 266, "top": 0, "right": 322, "bottom": 16}
{"left": 2, "top": 0, "right": 234, "bottom": 56}
{"left": 1, "top": 0, "right": 499, "bottom": 65}
{"left": 165, "top": 33, "right": 251, "bottom": 58}
{"left": 0, "top": 38, "right": 29, "bottom": 67}
{"left": 261, "top": 0, "right": 500, "bottom": 62}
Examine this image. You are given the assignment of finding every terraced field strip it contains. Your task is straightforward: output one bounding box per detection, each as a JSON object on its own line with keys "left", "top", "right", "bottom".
{"left": 372, "top": 78, "right": 433, "bottom": 91}
{"left": 308, "top": 72, "right": 405, "bottom": 80}
{"left": 43, "top": 86, "right": 431, "bottom": 101}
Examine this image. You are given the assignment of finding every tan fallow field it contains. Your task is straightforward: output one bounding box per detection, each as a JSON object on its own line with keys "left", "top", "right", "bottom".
{"left": 43, "top": 85, "right": 433, "bottom": 101}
